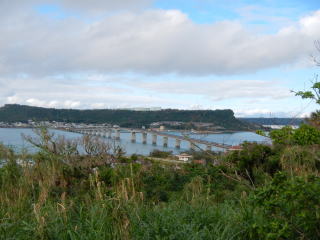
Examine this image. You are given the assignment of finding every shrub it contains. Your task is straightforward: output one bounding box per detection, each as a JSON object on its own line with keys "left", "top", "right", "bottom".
{"left": 129, "top": 202, "right": 246, "bottom": 240}
{"left": 227, "top": 142, "right": 280, "bottom": 184}
{"left": 293, "top": 124, "right": 320, "bottom": 145}
{"left": 270, "top": 126, "right": 294, "bottom": 145}
{"left": 249, "top": 173, "right": 320, "bottom": 240}
{"left": 149, "top": 150, "right": 173, "bottom": 158}
{"left": 270, "top": 124, "right": 320, "bottom": 146}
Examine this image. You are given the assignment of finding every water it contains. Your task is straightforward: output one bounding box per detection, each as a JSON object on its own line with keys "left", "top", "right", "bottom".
{"left": 0, "top": 128, "right": 271, "bottom": 156}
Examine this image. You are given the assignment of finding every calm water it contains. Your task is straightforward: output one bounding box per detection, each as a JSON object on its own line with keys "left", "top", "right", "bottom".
{"left": 0, "top": 128, "right": 271, "bottom": 156}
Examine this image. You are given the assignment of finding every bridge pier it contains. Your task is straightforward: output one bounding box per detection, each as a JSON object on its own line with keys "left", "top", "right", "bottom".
{"left": 68, "top": 127, "right": 231, "bottom": 152}
{"left": 108, "top": 129, "right": 112, "bottom": 139}
{"left": 104, "top": 130, "right": 109, "bottom": 138}
{"left": 152, "top": 134, "right": 157, "bottom": 145}
{"left": 115, "top": 129, "right": 120, "bottom": 140}
{"left": 142, "top": 132, "right": 147, "bottom": 144}
{"left": 175, "top": 139, "right": 181, "bottom": 149}
{"left": 163, "top": 136, "right": 168, "bottom": 147}
{"left": 131, "top": 131, "right": 136, "bottom": 143}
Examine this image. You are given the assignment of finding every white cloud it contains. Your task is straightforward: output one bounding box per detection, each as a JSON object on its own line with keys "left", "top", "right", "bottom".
{"left": 132, "top": 79, "right": 292, "bottom": 101}
{"left": 0, "top": 6, "right": 320, "bottom": 76}
{"left": 0, "top": 75, "right": 186, "bottom": 109}
{"left": 63, "top": 100, "right": 81, "bottom": 108}
{"left": 90, "top": 102, "right": 107, "bottom": 108}
{"left": 26, "top": 98, "right": 48, "bottom": 107}
{"left": 0, "top": 0, "right": 153, "bottom": 15}
{"left": 0, "top": 2, "right": 319, "bottom": 114}
{"left": 235, "top": 108, "right": 273, "bottom": 117}
{"left": 6, "top": 95, "right": 21, "bottom": 104}
{"left": 234, "top": 108, "right": 315, "bottom": 118}
{"left": 58, "top": 0, "right": 153, "bottom": 14}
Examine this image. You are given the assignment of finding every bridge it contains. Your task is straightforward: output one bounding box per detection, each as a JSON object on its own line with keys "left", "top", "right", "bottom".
{"left": 62, "top": 127, "right": 233, "bottom": 151}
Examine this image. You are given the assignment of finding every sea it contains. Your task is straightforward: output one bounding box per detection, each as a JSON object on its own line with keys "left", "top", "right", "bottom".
{"left": 0, "top": 128, "right": 271, "bottom": 156}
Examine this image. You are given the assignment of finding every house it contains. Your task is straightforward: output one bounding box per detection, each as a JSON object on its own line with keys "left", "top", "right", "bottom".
{"left": 228, "top": 145, "right": 243, "bottom": 151}
{"left": 192, "top": 159, "right": 206, "bottom": 165}
{"left": 176, "top": 153, "right": 193, "bottom": 162}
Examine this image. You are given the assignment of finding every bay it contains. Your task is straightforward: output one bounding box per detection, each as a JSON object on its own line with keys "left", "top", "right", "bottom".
{"left": 0, "top": 128, "right": 271, "bottom": 156}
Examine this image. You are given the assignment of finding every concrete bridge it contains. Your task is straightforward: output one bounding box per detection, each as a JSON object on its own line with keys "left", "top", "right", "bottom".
{"left": 64, "top": 127, "right": 233, "bottom": 151}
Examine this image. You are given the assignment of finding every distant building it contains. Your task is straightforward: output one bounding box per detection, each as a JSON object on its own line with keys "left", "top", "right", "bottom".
{"left": 176, "top": 153, "right": 193, "bottom": 162}
{"left": 228, "top": 145, "right": 243, "bottom": 151}
{"left": 159, "top": 125, "right": 165, "bottom": 131}
{"left": 192, "top": 159, "right": 206, "bottom": 165}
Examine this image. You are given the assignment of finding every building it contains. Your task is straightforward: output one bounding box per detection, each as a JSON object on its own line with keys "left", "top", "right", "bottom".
{"left": 192, "top": 159, "right": 206, "bottom": 165}
{"left": 176, "top": 153, "right": 193, "bottom": 162}
{"left": 228, "top": 145, "right": 243, "bottom": 151}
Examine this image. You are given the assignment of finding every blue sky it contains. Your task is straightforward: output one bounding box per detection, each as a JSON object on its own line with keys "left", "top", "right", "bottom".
{"left": 0, "top": 0, "right": 320, "bottom": 117}
{"left": 155, "top": 0, "right": 310, "bottom": 23}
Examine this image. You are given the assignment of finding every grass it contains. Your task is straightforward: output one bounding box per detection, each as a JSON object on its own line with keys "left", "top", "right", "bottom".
{"left": 0, "top": 130, "right": 319, "bottom": 239}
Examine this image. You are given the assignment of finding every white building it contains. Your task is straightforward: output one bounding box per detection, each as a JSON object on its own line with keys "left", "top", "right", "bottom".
{"left": 176, "top": 153, "right": 193, "bottom": 162}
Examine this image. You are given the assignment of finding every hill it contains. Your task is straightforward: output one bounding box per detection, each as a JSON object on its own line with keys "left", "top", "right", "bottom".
{"left": 240, "top": 117, "right": 304, "bottom": 126}
{"left": 0, "top": 104, "right": 254, "bottom": 130}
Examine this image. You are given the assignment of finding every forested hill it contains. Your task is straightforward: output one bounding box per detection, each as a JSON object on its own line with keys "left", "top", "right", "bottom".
{"left": 0, "top": 104, "right": 253, "bottom": 130}
{"left": 240, "top": 118, "right": 304, "bottom": 126}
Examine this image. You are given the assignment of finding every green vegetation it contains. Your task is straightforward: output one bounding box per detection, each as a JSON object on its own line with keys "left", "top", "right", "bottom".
{"left": 293, "top": 76, "right": 320, "bottom": 129}
{"left": 0, "top": 104, "right": 253, "bottom": 130}
{"left": 0, "top": 123, "right": 319, "bottom": 239}
{"left": 149, "top": 149, "right": 173, "bottom": 158}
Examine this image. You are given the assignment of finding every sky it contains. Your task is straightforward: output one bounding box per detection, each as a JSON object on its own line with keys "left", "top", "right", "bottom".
{"left": 1, "top": 0, "right": 320, "bottom": 117}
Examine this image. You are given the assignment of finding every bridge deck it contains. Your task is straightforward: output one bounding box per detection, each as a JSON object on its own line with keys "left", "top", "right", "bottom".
{"left": 69, "top": 127, "right": 232, "bottom": 150}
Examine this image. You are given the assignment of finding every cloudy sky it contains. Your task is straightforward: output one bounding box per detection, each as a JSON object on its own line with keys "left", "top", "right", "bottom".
{"left": 1, "top": 0, "right": 320, "bottom": 117}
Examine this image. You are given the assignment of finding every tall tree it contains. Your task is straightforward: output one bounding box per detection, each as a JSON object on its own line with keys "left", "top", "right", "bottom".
{"left": 293, "top": 41, "right": 320, "bottom": 129}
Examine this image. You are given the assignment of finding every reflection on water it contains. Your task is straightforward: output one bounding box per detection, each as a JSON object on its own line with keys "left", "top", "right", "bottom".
{"left": 0, "top": 128, "right": 271, "bottom": 156}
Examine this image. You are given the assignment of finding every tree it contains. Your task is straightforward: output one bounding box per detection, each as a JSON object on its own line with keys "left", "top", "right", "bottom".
{"left": 292, "top": 41, "right": 320, "bottom": 129}
{"left": 293, "top": 124, "right": 320, "bottom": 145}
{"left": 294, "top": 75, "right": 320, "bottom": 105}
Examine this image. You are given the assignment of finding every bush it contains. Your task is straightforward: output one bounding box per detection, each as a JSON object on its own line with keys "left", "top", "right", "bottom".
{"left": 270, "top": 124, "right": 320, "bottom": 146}
{"left": 227, "top": 142, "right": 280, "bottom": 184}
{"left": 129, "top": 202, "right": 246, "bottom": 240}
{"left": 249, "top": 173, "right": 320, "bottom": 240}
{"left": 149, "top": 150, "right": 173, "bottom": 158}
{"left": 141, "top": 164, "right": 188, "bottom": 202}
{"left": 270, "top": 126, "right": 294, "bottom": 145}
{"left": 293, "top": 124, "right": 320, "bottom": 145}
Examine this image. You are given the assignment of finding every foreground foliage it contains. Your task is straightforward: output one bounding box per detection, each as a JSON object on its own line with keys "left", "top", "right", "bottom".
{"left": 0, "top": 127, "right": 319, "bottom": 239}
